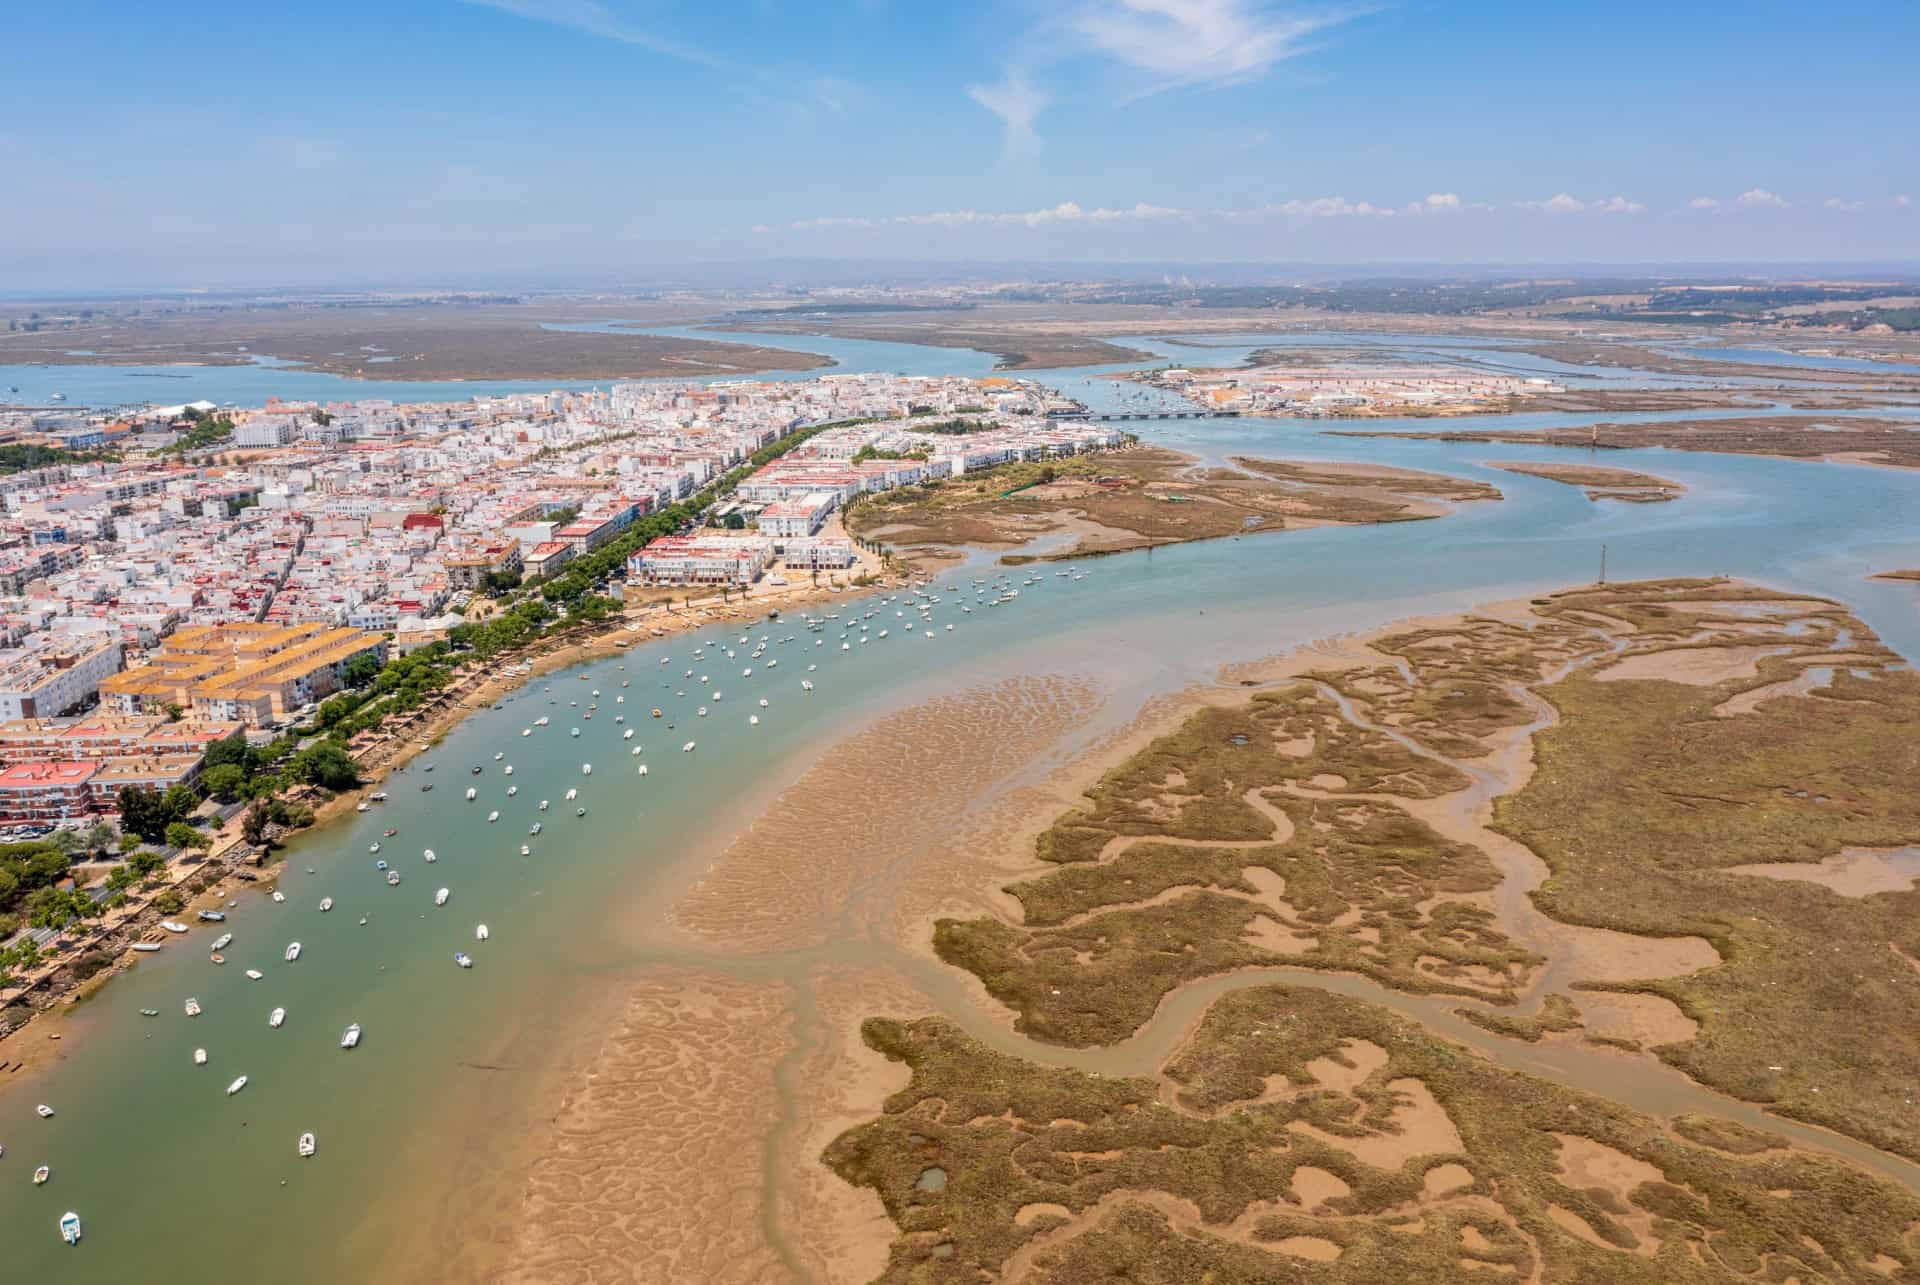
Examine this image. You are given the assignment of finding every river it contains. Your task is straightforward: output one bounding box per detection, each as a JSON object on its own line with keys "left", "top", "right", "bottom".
{"left": 3, "top": 328, "right": 1920, "bottom": 1278}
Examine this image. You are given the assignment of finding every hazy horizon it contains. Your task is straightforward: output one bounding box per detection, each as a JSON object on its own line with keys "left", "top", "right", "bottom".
{"left": 6, "top": 1, "right": 1916, "bottom": 288}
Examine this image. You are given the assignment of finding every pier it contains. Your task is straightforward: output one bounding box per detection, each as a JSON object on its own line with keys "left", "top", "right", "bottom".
{"left": 1049, "top": 410, "right": 1241, "bottom": 422}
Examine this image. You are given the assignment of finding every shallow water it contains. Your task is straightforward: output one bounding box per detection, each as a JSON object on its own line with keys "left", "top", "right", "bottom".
{"left": 6, "top": 332, "right": 1920, "bottom": 1275}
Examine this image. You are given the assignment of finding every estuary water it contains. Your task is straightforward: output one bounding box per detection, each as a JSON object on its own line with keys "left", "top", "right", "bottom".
{"left": 3, "top": 331, "right": 1920, "bottom": 1279}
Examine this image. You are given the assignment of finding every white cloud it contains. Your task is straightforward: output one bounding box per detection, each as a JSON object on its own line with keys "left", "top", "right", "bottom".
{"left": 1687, "top": 196, "right": 1721, "bottom": 211}
{"left": 1736, "top": 187, "right": 1788, "bottom": 208}
{"left": 1825, "top": 198, "right": 1866, "bottom": 213}
{"left": 1407, "top": 192, "right": 1461, "bottom": 214}
{"left": 750, "top": 223, "right": 771, "bottom": 234}
{"left": 1515, "top": 193, "right": 1643, "bottom": 214}
{"left": 967, "top": 70, "right": 1049, "bottom": 157}
{"left": 1072, "top": 0, "right": 1362, "bottom": 95}
{"left": 790, "top": 201, "right": 1187, "bottom": 231}
{"left": 460, "top": 0, "right": 723, "bottom": 67}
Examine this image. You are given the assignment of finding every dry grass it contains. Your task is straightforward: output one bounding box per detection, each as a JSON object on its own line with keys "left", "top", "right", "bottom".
{"left": 1488, "top": 460, "right": 1685, "bottom": 502}
{"left": 826, "top": 986, "right": 1920, "bottom": 1283}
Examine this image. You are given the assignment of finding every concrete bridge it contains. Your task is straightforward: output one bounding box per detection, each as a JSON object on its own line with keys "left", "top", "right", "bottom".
{"left": 1050, "top": 410, "right": 1242, "bottom": 422}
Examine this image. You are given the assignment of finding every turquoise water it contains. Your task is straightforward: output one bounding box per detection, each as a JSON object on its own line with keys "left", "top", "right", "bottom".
{"left": 4, "top": 334, "right": 1920, "bottom": 1279}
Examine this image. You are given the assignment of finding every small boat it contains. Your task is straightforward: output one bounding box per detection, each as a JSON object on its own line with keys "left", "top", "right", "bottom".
{"left": 319, "top": 897, "right": 334, "bottom": 912}
{"left": 504, "top": 765, "right": 514, "bottom": 776}
{"left": 212, "top": 933, "right": 233, "bottom": 951}
{"left": 226, "top": 1076, "right": 248, "bottom": 1096}
{"left": 423, "top": 848, "right": 436, "bottom": 862}
{"left": 535, "top": 716, "right": 550, "bottom": 727}
{"left": 376, "top": 860, "right": 389, "bottom": 871}
{"left": 185, "top": 998, "right": 202, "bottom": 1017}
{"left": 130, "top": 942, "right": 162, "bottom": 953}
{"left": 522, "top": 728, "right": 532, "bottom": 737}
{"left": 565, "top": 788, "right": 577, "bottom": 801}
{"left": 538, "top": 800, "right": 549, "bottom": 811}
{"left": 454, "top": 953, "right": 473, "bottom": 969}
{"left": 465, "top": 787, "right": 478, "bottom": 801}
{"left": 637, "top": 764, "right": 649, "bottom": 777}
{"left": 631, "top": 746, "right": 643, "bottom": 757}
{"left": 802, "top": 681, "right": 814, "bottom": 692}
{"left": 37, "top": 1104, "right": 55, "bottom": 1118}
{"left": 209, "top": 953, "right": 225, "bottom": 965}
{"left": 570, "top": 727, "right": 580, "bottom": 738}
{"left": 245, "top": 969, "right": 263, "bottom": 980}
{"left": 298, "top": 1132, "right": 316, "bottom": 1158}
{"left": 271, "top": 891, "right": 286, "bottom": 904}
{"left": 476, "top": 924, "right": 490, "bottom": 941}
{"left": 139, "top": 1008, "right": 159, "bottom": 1017}
{"left": 749, "top": 715, "right": 759, "bottom": 726}
{"left": 576, "top": 807, "right": 587, "bottom": 817}
{"left": 60, "top": 1211, "right": 81, "bottom": 1246}
{"left": 285, "top": 942, "right": 302, "bottom": 962}
{"left": 494, "top": 752, "right": 504, "bottom": 761}
{"left": 269, "top": 1007, "right": 286, "bottom": 1029}
{"left": 422, "top": 783, "right": 433, "bottom": 792}
{"left": 652, "top": 708, "right": 663, "bottom": 718}
{"left": 341, "top": 1023, "right": 361, "bottom": 1049}
{"left": 487, "top": 810, "right": 499, "bottom": 823}
{"left": 581, "top": 763, "right": 592, "bottom": 776}
{"left": 697, "top": 707, "right": 708, "bottom": 718}
{"left": 193, "top": 1048, "right": 207, "bottom": 1065}
{"left": 383, "top": 828, "right": 398, "bottom": 838}
{"left": 530, "top": 823, "right": 543, "bottom": 836}
{"left": 623, "top": 729, "right": 634, "bottom": 740}
{"left": 682, "top": 741, "right": 696, "bottom": 752}
{"left": 471, "top": 765, "right": 483, "bottom": 775}
{"left": 386, "top": 871, "right": 401, "bottom": 887}
{"left": 358, "top": 916, "right": 367, "bottom": 925}
{"left": 369, "top": 843, "right": 381, "bottom": 854}
{"left": 35, "top": 1164, "right": 50, "bottom": 1185}
{"left": 161, "top": 921, "right": 188, "bottom": 934}
{"left": 520, "top": 844, "right": 530, "bottom": 855}
{"left": 370, "top": 791, "right": 388, "bottom": 802}
{"left": 758, "top": 698, "right": 769, "bottom": 708}
{"left": 507, "top": 785, "right": 518, "bottom": 796}
{"left": 197, "top": 910, "right": 226, "bottom": 923}
{"left": 435, "top": 887, "right": 450, "bottom": 907}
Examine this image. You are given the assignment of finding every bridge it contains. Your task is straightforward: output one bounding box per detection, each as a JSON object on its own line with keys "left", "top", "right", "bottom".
{"left": 1050, "top": 410, "right": 1242, "bottom": 422}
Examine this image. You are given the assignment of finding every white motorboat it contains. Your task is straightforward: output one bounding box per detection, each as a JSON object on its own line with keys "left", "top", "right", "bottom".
{"left": 507, "top": 785, "right": 518, "bottom": 796}
{"left": 130, "top": 942, "right": 162, "bottom": 953}
{"left": 749, "top": 715, "right": 759, "bottom": 726}
{"left": 522, "top": 728, "right": 532, "bottom": 737}
{"left": 630, "top": 746, "right": 643, "bottom": 757}
{"left": 758, "top": 698, "right": 769, "bottom": 707}
{"left": 423, "top": 848, "right": 436, "bottom": 862}
{"left": 35, "top": 1164, "right": 50, "bottom": 1185}
{"left": 269, "top": 1007, "right": 286, "bottom": 1029}
{"left": 682, "top": 741, "right": 696, "bottom": 752}
{"left": 535, "top": 716, "right": 549, "bottom": 727}
{"left": 802, "top": 681, "right": 814, "bottom": 692}
{"left": 623, "top": 729, "right": 634, "bottom": 740}
{"left": 37, "top": 1104, "right": 55, "bottom": 1118}
{"left": 298, "top": 1132, "right": 317, "bottom": 1158}
{"left": 245, "top": 969, "right": 263, "bottom": 980}
{"left": 227, "top": 1076, "right": 248, "bottom": 1096}
{"left": 271, "top": 891, "right": 286, "bottom": 904}
{"left": 570, "top": 727, "right": 580, "bottom": 738}
{"left": 435, "top": 887, "right": 450, "bottom": 907}
{"left": 369, "top": 843, "right": 381, "bottom": 854}
{"left": 60, "top": 1211, "right": 81, "bottom": 1245}
{"left": 194, "top": 1047, "right": 208, "bottom": 1065}
{"left": 637, "top": 764, "right": 649, "bottom": 776}
{"left": 476, "top": 923, "right": 490, "bottom": 940}
{"left": 565, "top": 788, "right": 577, "bottom": 801}
{"left": 504, "top": 765, "right": 514, "bottom": 775}
{"left": 319, "top": 897, "right": 333, "bottom": 912}
{"left": 538, "top": 799, "right": 549, "bottom": 811}
{"left": 454, "top": 953, "right": 473, "bottom": 969}
{"left": 386, "top": 871, "right": 401, "bottom": 886}
{"left": 697, "top": 706, "right": 708, "bottom": 718}
{"left": 161, "top": 921, "right": 188, "bottom": 934}
{"left": 211, "top": 933, "right": 233, "bottom": 951}
{"left": 465, "top": 787, "right": 478, "bottom": 801}
{"left": 285, "top": 942, "right": 302, "bottom": 962}
{"left": 581, "top": 763, "right": 592, "bottom": 775}
{"left": 356, "top": 801, "right": 369, "bottom": 813}
{"left": 487, "top": 810, "right": 499, "bottom": 823}
{"left": 184, "top": 998, "right": 202, "bottom": 1017}
{"left": 530, "top": 823, "right": 543, "bottom": 836}
{"left": 341, "top": 1023, "right": 362, "bottom": 1049}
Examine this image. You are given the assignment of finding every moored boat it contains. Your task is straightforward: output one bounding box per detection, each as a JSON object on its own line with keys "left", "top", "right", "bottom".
{"left": 269, "top": 1007, "right": 286, "bottom": 1029}
{"left": 226, "top": 1075, "right": 248, "bottom": 1096}
{"left": 35, "top": 1164, "right": 50, "bottom": 1185}
{"left": 341, "top": 1022, "right": 362, "bottom": 1049}
{"left": 211, "top": 932, "right": 233, "bottom": 951}
{"left": 454, "top": 953, "right": 473, "bottom": 969}
{"left": 193, "top": 1047, "right": 207, "bottom": 1065}
{"left": 285, "top": 942, "right": 302, "bottom": 962}
{"left": 475, "top": 924, "right": 490, "bottom": 941}
{"left": 184, "top": 998, "right": 201, "bottom": 1017}
{"left": 435, "top": 887, "right": 450, "bottom": 907}
{"left": 59, "top": 1211, "right": 81, "bottom": 1245}
{"left": 298, "top": 1132, "right": 317, "bottom": 1158}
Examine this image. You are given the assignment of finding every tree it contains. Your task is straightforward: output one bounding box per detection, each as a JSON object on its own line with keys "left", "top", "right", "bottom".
{"left": 163, "top": 702, "right": 185, "bottom": 722}
{"left": 203, "top": 762, "right": 247, "bottom": 804}
{"left": 117, "top": 786, "right": 176, "bottom": 843}
{"left": 151, "top": 889, "right": 184, "bottom": 916}
{"left": 118, "top": 832, "right": 142, "bottom": 853}
{"left": 241, "top": 806, "right": 270, "bottom": 847}
{"left": 128, "top": 849, "right": 167, "bottom": 879}
{"left": 83, "top": 821, "right": 116, "bottom": 853}
{"left": 292, "top": 742, "right": 360, "bottom": 791}
{"left": 165, "top": 821, "right": 210, "bottom": 851}
{"left": 204, "top": 729, "right": 254, "bottom": 772}
{"left": 343, "top": 652, "right": 383, "bottom": 689}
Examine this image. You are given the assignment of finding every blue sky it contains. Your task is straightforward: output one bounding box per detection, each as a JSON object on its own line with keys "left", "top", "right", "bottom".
{"left": 3, "top": 0, "right": 1915, "bottom": 285}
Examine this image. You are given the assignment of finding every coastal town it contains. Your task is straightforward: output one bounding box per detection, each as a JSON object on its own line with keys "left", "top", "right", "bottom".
{"left": 1128, "top": 361, "right": 1565, "bottom": 417}
{"left": 0, "top": 371, "right": 1121, "bottom": 1025}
